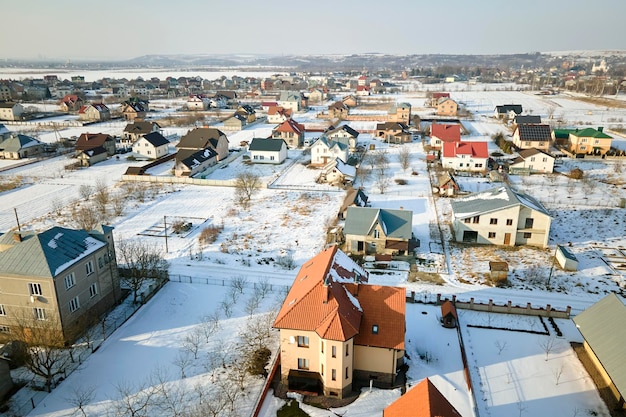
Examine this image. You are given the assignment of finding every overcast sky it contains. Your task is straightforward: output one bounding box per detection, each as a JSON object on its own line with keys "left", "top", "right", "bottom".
{"left": 3, "top": 0, "right": 625, "bottom": 61}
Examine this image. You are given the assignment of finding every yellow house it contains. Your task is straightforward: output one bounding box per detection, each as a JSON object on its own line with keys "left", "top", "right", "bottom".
{"left": 568, "top": 127, "right": 612, "bottom": 156}
{"left": 274, "top": 246, "right": 405, "bottom": 399}
{"left": 436, "top": 98, "right": 458, "bottom": 116}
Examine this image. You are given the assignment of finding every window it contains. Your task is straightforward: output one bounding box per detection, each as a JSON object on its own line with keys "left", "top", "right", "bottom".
{"left": 0, "top": 304, "right": 6, "bottom": 316}
{"left": 523, "top": 232, "right": 532, "bottom": 238}
{"left": 581, "top": 138, "right": 588, "bottom": 143}
{"left": 373, "top": 229, "right": 380, "bottom": 239}
{"left": 29, "top": 282, "right": 43, "bottom": 296}
{"left": 0, "top": 326, "right": 9, "bottom": 334}
{"left": 321, "top": 364, "right": 324, "bottom": 375}
{"left": 297, "top": 335, "right": 309, "bottom": 347}
{"left": 475, "top": 163, "right": 483, "bottom": 168}
{"left": 64, "top": 273, "right": 76, "bottom": 290}
{"left": 86, "top": 261, "right": 94, "bottom": 276}
{"left": 346, "top": 367, "right": 349, "bottom": 379}
{"left": 270, "top": 156, "right": 275, "bottom": 160}
{"left": 530, "top": 157, "right": 536, "bottom": 162}
{"left": 332, "top": 345, "right": 337, "bottom": 358}
{"left": 594, "top": 139, "right": 600, "bottom": 144}
{"left": 346, "top": 344, "right": 349, "bottom": 356}
{"left": 297, "top": 358, "right": 309, "bottom": 370}
{"left": 506, "top": 219, "right": 513, "bottom": 226}
{"left": 69, "top": 296, "right": 80, "bottom": 313}
{"left": 580, "top": 145, "right": 586, "bottom": 150}
{"left": 472, "top": 216, "right": 480, "bottom": 224}
{"left": 489, "top": 218, "right": 498, "bottom": 225}
{"left": 542, "top": 157, "right": 548, "bottom": 162}
{"left": 89, "top": 283, "right": 98, "bottom": 298}
{"left": 98, "top": 256, "right": 104, "bottom": 269}
{"left": 321, "top": 341, "right": 324, "bottom": 353}
{"left": 525, "top": 218, "right": 534, "bottom": 228}
{"left": 488, "top": 232, "right": 496, "bottom": 238}
{"left": 33, "top": 307, "right": 46, "bottom": 320}
{"left": 332, "top": 369, "right": 336, "bottom": 381}
{"left": 464, "top": 218, "right": 471, "bottom": 224}
{"left": 372, "top": 324, "right": 379, "bottom": 334}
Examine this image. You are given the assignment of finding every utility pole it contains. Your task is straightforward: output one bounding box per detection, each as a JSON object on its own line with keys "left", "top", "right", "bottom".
{"left": 163, "top": 215, "right": 169, "bottom": 253}
{"left": 547, "top": 245, "right": 558, "bottom": 288}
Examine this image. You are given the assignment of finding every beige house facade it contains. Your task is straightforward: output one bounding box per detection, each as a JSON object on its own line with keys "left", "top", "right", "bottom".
{"left": 568, "top": 127, "right": 613, "bottom": 155}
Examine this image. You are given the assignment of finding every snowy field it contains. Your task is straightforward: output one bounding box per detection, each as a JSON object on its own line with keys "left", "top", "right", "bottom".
{"left": 1, "top": 85, "right": 626, "bottom": 416}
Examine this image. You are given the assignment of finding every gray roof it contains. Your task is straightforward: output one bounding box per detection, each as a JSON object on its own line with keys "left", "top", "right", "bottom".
{"left": 450, "top": 186, "right": 550, "bottom": 219}
{"left": 495, "top": 104, "right": 523, "bottom": 114}
{"left": 124, "top": 121, "right": 160, "bottom": 134}
{"left": 573, "top": 293, "right": 626, "bottom": 399}
{"left": 248, "top": 138, "right": 286, "bottom": 152}
{"left": 514, "top": 115, "right": 542, "bottom": 124}
{"left": 142, "top": 131, "right": 170, "bottom": 147}
{"left": 0, "top": 134, "right": 42, "bottom": 152}
{"left": 516, "top": 124, "right": 551, "bottom": 141}
{"left": 177, "top": 127, "right": 225, "bottom": 150}
{"left": 344, "top": 207, "right": 413, "bottom": 240}
{"left": 177, "top": 147, "right": 218, "bottom": 168}
{"left": 0, "top": 226, "right": 108, "bottom": 278}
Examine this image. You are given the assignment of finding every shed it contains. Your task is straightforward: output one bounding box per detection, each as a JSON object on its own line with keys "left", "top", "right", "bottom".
{"left": 0, "top": 357, "right": 13, "bottom": 400}
{"left": 440, "top": 300, "right": 458, "bottom": 328}
{"left": 489, "top": 261, "right": 509, "bottom": 282}
{"left": 555, "top": 245, "right": 578, "bottom": 271}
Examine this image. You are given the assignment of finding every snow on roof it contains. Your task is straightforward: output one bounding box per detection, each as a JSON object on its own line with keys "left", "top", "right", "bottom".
{"left": 344, "top": 285, "right": 363, "bottom": 312}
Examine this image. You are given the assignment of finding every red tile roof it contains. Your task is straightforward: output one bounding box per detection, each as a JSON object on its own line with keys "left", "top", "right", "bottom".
{"left": 384, "top": 378, "right": 462, "bottom": 417}
{"left": 274, "top": 118, "right": 304, "bottom": 135}
{"left": 441, "top": 300, "right": 457, "bottom": 319}
{"left": 432, "top": 92, "right": 450, "bottom": 100}
{"left": 443, "top": 141, "right": 489, "bottom": 159}
{"left": 431, "top": 124, "right": 461, "bottom": 142}
{"left": 274, "top": 247, "right": 405, "bottom": 349}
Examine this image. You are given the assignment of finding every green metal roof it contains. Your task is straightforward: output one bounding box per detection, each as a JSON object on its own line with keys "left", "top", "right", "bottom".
{"left": 569, "top": 128, "right": 612, "bottom": 139}
{"left": 552, "top": 129, "right": 574, "bottom": 139}
{"left": 0, "top": 226, "right": 108, "bottom": 278}
{"left": 344, "top": 207, "right": 413, "bottom": 240}
{"left": 573, "top": 293, "right": 626, "bottom": 399}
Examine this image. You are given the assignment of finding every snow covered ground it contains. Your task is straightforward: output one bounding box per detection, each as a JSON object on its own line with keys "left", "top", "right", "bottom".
{"left": 1, "top": 85, "right": 625, "bottom": 416}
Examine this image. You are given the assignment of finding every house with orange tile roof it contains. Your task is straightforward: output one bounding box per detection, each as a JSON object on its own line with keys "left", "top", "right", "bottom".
{"left": 383, "top": 378, "right": 463, "bottom": 417}
{"left": 430, "top": 123, "right": 461, "bottom": 150}
{"left": 271, "top": 118, "right": 305, "bottom": 149}
{"left": 442, "top": 141, "right": 489, "bottom": 172}
{"left": 273, "top": 246, "right": 406, "bottom": 399}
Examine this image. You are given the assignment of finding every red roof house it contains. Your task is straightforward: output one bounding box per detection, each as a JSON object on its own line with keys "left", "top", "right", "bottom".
{"left": 442, "top": 141, "right": 489, "bottom": 172}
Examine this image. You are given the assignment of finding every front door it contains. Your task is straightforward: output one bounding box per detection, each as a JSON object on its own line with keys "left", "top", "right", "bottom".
{"left": 504, "top": 233, "right": 511, "bottom": 245}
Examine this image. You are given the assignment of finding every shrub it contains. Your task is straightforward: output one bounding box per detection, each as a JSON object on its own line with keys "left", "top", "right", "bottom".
{"left": 246, "top": 346, "right": 271, "bottom": 376}
{"left": 199, "top": 224, "right": 224, "bottom": 245}
{"left": 395, "top": 178, "right": 407, "bottom": 185}
{"left": 569, "top": 168, "right": 584, "bottom": 179}
{"left": 277, "top": 400, "right": 310, "bottom": 417}
{"left": 171, "top": 220, "right": 192, "bottom": 234}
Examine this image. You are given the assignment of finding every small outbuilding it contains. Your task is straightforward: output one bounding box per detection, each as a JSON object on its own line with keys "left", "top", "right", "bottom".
{"left": 0, "top": 357, "right": 13, "bottom": 400}
{"left": 440, "top": 300, "right": 458, "bottom": 328}
{"left": 555, "top": 245, "right": 578, "bottom": 271}
{"left": 489, "top": 261, "right": 509, "bottom": 282}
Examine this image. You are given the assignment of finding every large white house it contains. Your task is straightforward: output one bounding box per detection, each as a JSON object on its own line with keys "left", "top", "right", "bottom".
{"left": 451, "top": 186, "right": 551, "bottom": 248}
{"left": 132, "top": 132, "right": 170, "bottom": 160}
{"left": 442, "top": 141, "right": 489, "bottom": 172}
{"left": 310, "top": 136, "right": 349, "bottom": 166}
{"left": 248, "top": 138, "right": 288, "bottom": 164}
{"left": 509, "top": 148, "right": 555, "bottom": 174}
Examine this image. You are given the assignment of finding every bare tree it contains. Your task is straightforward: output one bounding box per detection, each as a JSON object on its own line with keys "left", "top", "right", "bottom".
{"left": 51, "top": 196, "right": 65, "bottom": 216}
{"left": 230, "top": 275, "right": 248, "bottom": 294}
{"left": 10, "top": 313, "right": 72, "bottom": 392}
{"left": 114, "top": 380, "right": 157, "bottom": 417}
{"left": 79, "top": 184, "right": 94, "bottom": 201}
{"left": 115, "top": 238, "right": 169, "bottom": 304}
{"left": 397, "top": 145, "right": 412, "bottom": 172}
{"left": 71, "top": 202, "right": 101, "bottom": 231}
{"left": 198, "top": 311, "right": 221, "bottom": 343}
{"left": 182, "top": 329, "right": 203, "bottom": 360}
{"left": 539, "top": 335, "right": 558, "bottom": 361}
{"left": 151, "top": 367, "right": 189, "bottom": 417}
{"left": 371, "top": 149, "right": 391, "bottom": 193}
{"left": 355, "top": 164, "right": 371, "bottom": 187}
{"left": 111, "top": 194, "right": 126, "bottom": 217}
{"left": 66, "top": 385, "right": 96, "bottom": 417}
{"left": 220, "top": 299, "right": 233, "bottom": 318}
{"left": 234, "top": 171, "right": 261, "bottom": 210}
{"left": 553, "top": 363, "right": 564, "bottom": 385}
{"left": 172, "top": 350, "right": 192, "bottom": 379}
{"left": 255, "top": 278, "right": 272, "bottom": 299}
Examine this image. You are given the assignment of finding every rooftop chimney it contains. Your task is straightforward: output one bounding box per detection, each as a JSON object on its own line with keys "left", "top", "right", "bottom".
{"left": 598, "top": 127, "right": 603, "bottom": 132}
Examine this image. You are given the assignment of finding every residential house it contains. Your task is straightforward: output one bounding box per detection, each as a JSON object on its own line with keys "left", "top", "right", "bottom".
{"left": 513, "top": 115, "right": 542, "bottom": 126}
{"left": 430, "top": 92, "right": 450, "bottom": 107}
{"left": 512, "top": 124, "right": 552, "bottom": 151}
{"left": 342, "top": 95, "right": 357, "bottom": 108}
{"left": 76, "top": 146, "right": 108, "bottom": 167}
{"left": 388, "top": 102, "right": 412, "bottom": 124}
{"left": 552, "top": 128, "right": 574, "bottom": 147}
{"left": 0, "top": 83, "right": 11, "bottom": 101}
{"left": 442, "top": 141, "right": 489, "bottom": 172}
{"left": 122, "top": 121, "right": 161, "bottom": 148}
{"left": 328, "top": 101, "right": 349, "bottom": 119}
{"left": 186, "top": 94, "right": 209, "bottom": 110}
{"left": 430, "top": 123, "right": 461, "bottom": 150}
{"left": 235, "top": 104, "right": 256, "bottom": 123}
{"left": 573, "top": 293, "right": 626, "bottom": 410}
{"left": 509, "top": 148, "right": 555, "bottom": 174}
{"left": 344, "top": 207, "right": 416, "bottom": 255}
{"left": 307, "top": 87, "right": 326, "bottom": 104}
{"left": 75, "top": 133, "right": 116, "bottom": 157}
{"left": 0, "top": 133, "right": 43, "bottom": 159}
{"left": 78, "top": 103, "right": 110, "bottom": 122}
{"left": 222, "top": 114, "right": 247, "bottom": 131}
{"left": 494, "top": 104, "right": 523, "bottom": 120}
{"left": 436, "top": 97, "right": 458, "bottom": 117}
{"left": 59, "top": 94, "right": 83, "bottom": 113}
{"left": 326, "top": 124, "right": 359, "bottom": 152}
{"left": 132, "top": 132, "right": 170, "bottom": 160}
{"left": 568, "top": 127, "right": 613, "bottom": 156}
{"left": 338, "top": 187, "right": 369, "bottom": 220}
{"left": 375, "top": 122, "right": 412, "bottom": 144}
{"left": 267, "top": 106, "right": 292, "bottom": 124}
{"left": 383, "top": 378, "right": 462, "bottom": 417}
{"left": 450, "top": 185, "right": 551, "bottom": 248}
{"left": 273, "top": 246, "right": 405, "bottom": 398}
{"left": 278, "top": 91, "right": 302, "bottom": 113}
{"left": 248, "top": 138, "right": 288, "bottom": 164}
{"left": 318, "top": 157, "right": 356, "bottom": 186}
{"left": 177, "top": 127, "right": 229, "bottom": 161}
{"left": 120, "top": 101, "right": 147, "bottom": 121}
{"left": 272, "top": 119, "right": 305, "bottom": 149}
{"left": 174, "top": 147, "right": 218, "bottom": 177}
{"left": 438, "top": 171, "right": 460, "bottom": 197}
{"left": 0, "top": 225, "right": 121, "bottom": 343}
{"left": 310, "top": 136, "right": 349, "bottom": 166}
{"left": 0, "top": 102, "right": 24, "bottom": 121}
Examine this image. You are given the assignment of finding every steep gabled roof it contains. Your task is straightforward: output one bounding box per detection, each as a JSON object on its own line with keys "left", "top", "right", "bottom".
{"left": 573, "top": 293, "right": 626, "bottom": 401}
{"left": 384, "top": 378, "right": 462, "bottom": 417}
{"left": 495, "top": 104, "right": 523, "bottom": 114}
{"left": 0, "top": 134, "right": 42, "bottom": 152}
{"left": 176, "top": 147, "right": 218, "bottom": 169}
{"left": 274, "top": 119, "right": 304, "bottom": 135}
{"left": 75, "top": 133, "right": 113, "bottom": 150}
{"left": 248, "top": 138, "right": 286, "bottom": 152}
{"left": 514, "top": 115, "right": 542, "bottom": 125}
{"left": 327, "top": 124, "right": 359, "bottom": 138}
{"left": 177, "top": 127, "right": 225, "bottom": 150}
{"left": 569, "top": 127, "right": 612, "bottom": 139}
{"left": 124, "top": 121, "right": 160, "bottom": 134}
{"left": 344, "top": 207, "right": 413, "bottom": 240}
{"left": 0, "top": 226, "right": 108, "bottom": 278}
{"left": 339, "top": 188, "right": 369, "bottom": 214}
{"left": 431, "top": 123, "right": 461, "bottom": 142}
{"left": 450, "top": 185, "right": 550, "bottom": 219}
{"left": 516, "top": 124, "right": 552, "bottom": 141}
{"left": 141, "top": 131, "right": 170, "bottom": 147}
